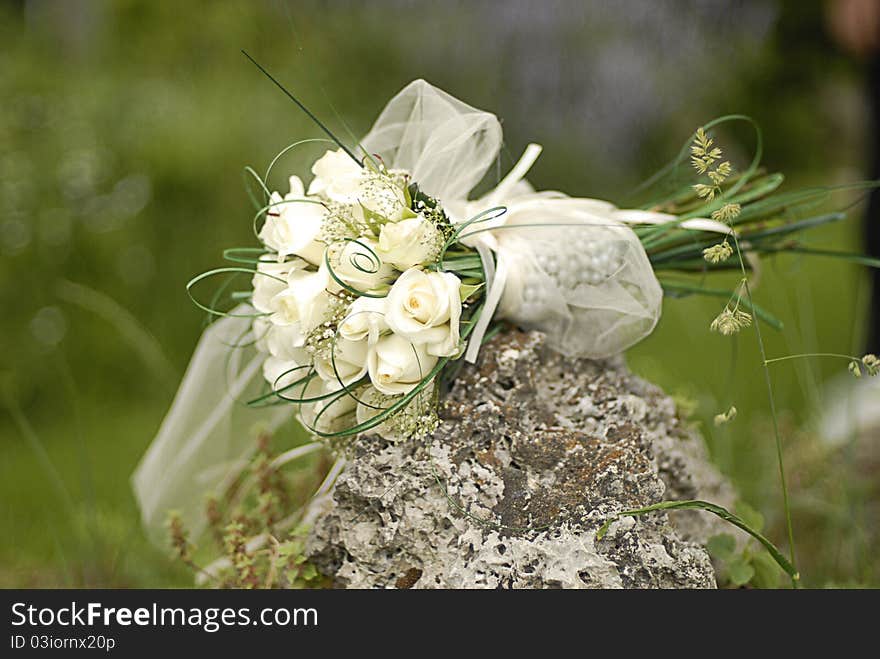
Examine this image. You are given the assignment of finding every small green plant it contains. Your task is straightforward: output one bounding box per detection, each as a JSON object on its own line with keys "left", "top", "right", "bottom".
{"left": 707, "top": 502, "right": 784, "bottom": 588}
{"left": 165, "top": 431, "right": 331, "bottom": 589}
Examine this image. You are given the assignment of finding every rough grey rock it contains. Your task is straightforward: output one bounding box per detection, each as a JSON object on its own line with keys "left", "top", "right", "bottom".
{"left": 306, "top": 330, "right": 736, "bottom": 588}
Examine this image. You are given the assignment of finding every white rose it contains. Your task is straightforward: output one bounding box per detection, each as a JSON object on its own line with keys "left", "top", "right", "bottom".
{"left": 259, "top": 175, "right": 327, "bottom": 265}
{"left": 367, "top": 333, "right": 438, "bottom": 396}
{"left": 267, "top": 369, "right": 357, "bottom": 433}
{"left": 309, "top": 149, "right": 412, "bottom": 220}
{"left": 377, "top": 215, "right": 439, "bottom": 270}
{"left": 269, "top": 265, "right": 331, "bottom": 335}
{"left": 327, "top": 238, "right": 394, "bottom": 293}
{"left": 254, "top": 308, "right": 308, "bottom": 362}
{"left": 265, "top": 323, "right": 309, "bottom": 363}
{"left": 313, "top": 336, "right": 369, "bottom": 387}
{"left": 308, "top": 149, "right": 364, "bottom": 203}
{"left": 385, "top": 268, "right": 462, "bottom": 357}
{"left": 339, "top": 296, "right": 388, "bottom": 344}
{"left": 299, "top": 382, "right": 358, "bottom": 434}
{"left": 251, "top": 258, "right": 306, "bottom": 314}
{"left": 262, "top": 355, "right": 308, "bottom": 392}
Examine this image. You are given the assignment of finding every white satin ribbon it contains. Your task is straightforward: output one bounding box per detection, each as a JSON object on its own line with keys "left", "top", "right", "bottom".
{"left": 475, "top": 242, "right": 495, "bottom": 292}
{"left": 483, "top": 143, "right": 543, "bottom": 207}
{"left": 462, "top": 145, "right": 542, "bottom": 363}
{"left": 465, "top": 247, "right": 508, "bottom": 363}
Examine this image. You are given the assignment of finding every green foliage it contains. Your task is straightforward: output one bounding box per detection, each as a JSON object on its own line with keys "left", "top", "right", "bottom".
{"left": 167, "top": 432, "right": 330, "bottom": 589}
{"left": 706, "top": 502, "right": 785, "bottom": 589}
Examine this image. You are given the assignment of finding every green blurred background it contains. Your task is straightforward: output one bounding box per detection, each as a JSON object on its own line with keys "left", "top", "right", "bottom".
{"left": 1, "top": 0, "right": 877, "bottom": 587}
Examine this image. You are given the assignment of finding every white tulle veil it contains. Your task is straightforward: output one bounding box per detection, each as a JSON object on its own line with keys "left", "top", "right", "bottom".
{"left": 132, "top": 310, "right": 292, "bottom": 545}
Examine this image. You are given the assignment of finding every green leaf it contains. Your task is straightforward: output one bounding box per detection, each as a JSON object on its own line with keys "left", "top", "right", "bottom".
{"left": 727, "top": 172, "right": 785, "bottom": 207}
{"left": 728, "top": 558, "right": 756, "bottom": 586}
{"left": 441, "top": 255, "right": 483, "bottom": 271}
{"left": 750, "top": 551, "right": 783, "bottom": 589}
{"left": 706, "top": 533, "right": 736, "bottom": 560}
{"left": 408, "top": 182, "right": 438, "bottom": 210}
{"left": 404, "top": 181, "right": 413, "bottom": 209}
{"left": 358, "top": 202, "right": 389, "bottom": 235}
{"left": 459, "top": 282, "right": 485, "bottom": 302}
{"left": 735, "top": 501, "right": 765, "bottom": 533}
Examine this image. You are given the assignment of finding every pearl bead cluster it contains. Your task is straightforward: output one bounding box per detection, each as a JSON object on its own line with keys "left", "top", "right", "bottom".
{"left": 519, "top": 227, "right": 628, "bottom": 310}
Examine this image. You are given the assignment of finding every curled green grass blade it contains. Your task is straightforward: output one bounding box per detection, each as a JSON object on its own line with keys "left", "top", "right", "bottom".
{"left": 186, "top": 267, "right": 273, "bottom": 318}
{"left": 596, "top": 499, "right": 799, "bottom": 584}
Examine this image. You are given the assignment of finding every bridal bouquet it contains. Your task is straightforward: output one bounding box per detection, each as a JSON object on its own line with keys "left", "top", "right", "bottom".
{"left": 134, "top": 73, "right": 876, "bottom": 549}
{"left": 188, "top": 80, "right": 669, "bottom": 443}
{"left": 244, "top": 157, "right": 665, "bottom": 439}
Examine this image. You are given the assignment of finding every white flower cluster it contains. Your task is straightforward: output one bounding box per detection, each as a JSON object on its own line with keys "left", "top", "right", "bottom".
{"left": 251, "top": 149, "right": 463, "bottom": 437}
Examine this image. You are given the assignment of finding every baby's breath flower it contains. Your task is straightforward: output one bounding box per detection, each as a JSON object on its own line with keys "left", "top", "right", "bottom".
{"left": 713, "top": 405, "right": 737, "bottom": 427}
{"left": 711, "top": 203, "right": 741, "bottom": 224}
{"left": 304, "top": 291, "right": 356, "bottom": 360}
{"left": 356, "top": 384, "right": 439, "bottom": 441}
{"left": 703, "top": 241, "right": 733, "bottom": 264}
{"left": 710, "top": 307, "right": 752, "bottom": 336}
{"left": 862, "top": 353, "right": 880, "bottom": 376}
{"left": 320, "top": 201, "right": 366, "bottom": 244}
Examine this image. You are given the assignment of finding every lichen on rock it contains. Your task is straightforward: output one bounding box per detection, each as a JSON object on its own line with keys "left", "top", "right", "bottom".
{"left": 306, "top": 330, "right": 735, "bottom": 588}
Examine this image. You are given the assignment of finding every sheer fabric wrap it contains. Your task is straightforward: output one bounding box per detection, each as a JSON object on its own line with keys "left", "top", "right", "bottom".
{"left": 360, "top": 80, "right": 503, "bottom": 202}
{"left": 490, "top": 199, "right": 662, "bottom": 358}
{"left": 361, "top": 79, "right": 662, "bottom": 358}
{"left": 133, "top": 79, "right": 663, "bottom": 542}
{"left": 132, "top": 309, "right": 291, "bottom": 545}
